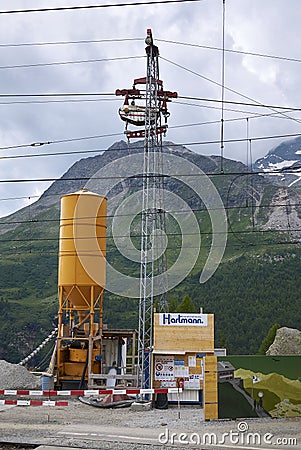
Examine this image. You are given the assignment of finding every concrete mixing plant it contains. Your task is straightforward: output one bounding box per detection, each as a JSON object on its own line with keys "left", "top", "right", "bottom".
{"left": 55, "top": 190, "right": 106, "bottom": 386}
{"left": 47, "top": 30, "right": 218, "bottom": 420}
{"left": 54, "top": 189, "right": 137, "bottom": 389}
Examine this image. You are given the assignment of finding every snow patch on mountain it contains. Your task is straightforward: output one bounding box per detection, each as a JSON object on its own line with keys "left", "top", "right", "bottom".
{"left": 254, "top": 136, "right": 301, "bottom": 187}
{"left": 262, "top": 160, "right": 298, "bottom": 171}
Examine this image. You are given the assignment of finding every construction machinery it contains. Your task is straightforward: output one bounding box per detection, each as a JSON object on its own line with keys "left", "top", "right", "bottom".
{"left": 55, "top": 189, "right": 106, "bottom": 387}
{"left": 54, "top": 189, "right": 137, "bottom": 388}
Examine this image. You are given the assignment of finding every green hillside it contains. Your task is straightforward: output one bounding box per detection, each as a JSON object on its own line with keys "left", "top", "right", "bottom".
{"left": 0, "top": 142, "right": 300, "bottom": 363}
{"left": 1, "top": 219, "right": 300, "bottom": 362}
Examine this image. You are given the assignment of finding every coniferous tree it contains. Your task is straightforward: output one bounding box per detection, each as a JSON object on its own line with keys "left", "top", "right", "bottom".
{"left": 176, "top": 294, "right": 197, "bottom": 313}
{"left": 258, "top": 323, "right": 281, "bottom": 355}
{"left": 168, "top": 295, "right": 179, "bottom": 312}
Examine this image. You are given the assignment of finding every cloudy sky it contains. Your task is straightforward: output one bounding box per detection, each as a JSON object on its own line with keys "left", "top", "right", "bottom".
{"left": 0, "top": 0, "right": 301, "bottom": 217}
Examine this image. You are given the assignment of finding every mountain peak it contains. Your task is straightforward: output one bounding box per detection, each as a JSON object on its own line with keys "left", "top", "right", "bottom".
{"left": 0, "top": 140, "right": 246, "bottom": 233}
{"left": 254, "top": 136, "right": 301, "bottom": 188}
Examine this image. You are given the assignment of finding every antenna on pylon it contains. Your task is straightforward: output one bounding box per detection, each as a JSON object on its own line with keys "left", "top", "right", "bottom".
{"left": 115, "top": 31, "right": 177, "bottom": 141}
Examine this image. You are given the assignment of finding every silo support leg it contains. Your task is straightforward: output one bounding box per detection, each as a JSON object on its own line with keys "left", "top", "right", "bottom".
{"left": 88, "top": 285, "right": 95, "bottom": 386}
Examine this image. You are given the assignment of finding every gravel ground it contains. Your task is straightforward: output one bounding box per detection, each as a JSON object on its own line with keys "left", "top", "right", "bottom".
{"left": 1, "top": 364, "right": 300, "bottom": 449}
{"left": 0, "top": 399, "right": 300, "bottom": 450}
{"left": 0, "top": 353, "right": 300, "bottom": 450}
{"left": 0, "top": 446, "right": 35, "bottom": 449}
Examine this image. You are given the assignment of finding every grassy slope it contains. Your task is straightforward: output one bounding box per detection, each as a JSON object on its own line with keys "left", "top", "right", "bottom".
{"left": 0, "top": 183, "right": 300, "bottom": 361}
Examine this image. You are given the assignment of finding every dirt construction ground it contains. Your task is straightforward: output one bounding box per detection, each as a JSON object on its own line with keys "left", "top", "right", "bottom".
{"left": 0, "top": 399, "right": 300, "bottom": 450}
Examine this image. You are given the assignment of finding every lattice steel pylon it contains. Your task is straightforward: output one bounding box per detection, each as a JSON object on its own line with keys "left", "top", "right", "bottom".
{"left": 116, "top": 29, "right": 177, "bottom": 388}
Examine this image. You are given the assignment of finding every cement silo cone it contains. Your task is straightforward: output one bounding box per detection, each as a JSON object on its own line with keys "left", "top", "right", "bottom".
{"left": 58, "top": 190, "right": 107, "bottom": 326}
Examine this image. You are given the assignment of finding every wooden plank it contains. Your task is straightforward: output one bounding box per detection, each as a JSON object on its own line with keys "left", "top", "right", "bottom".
{"left": 204, "top": 402, "right": 218, "bottom": 420}
{"left": 204, "top": 372, "right": 218, "bottom": 383}
{"left": 204, "top": 355, "right": 217, "bottom": 371}
{"left": 204, "top": 390, "right": 218, "bottom": 403}
{"left": 204, "top": 353, "right": 218, "bottom": 408}
{"left": 89, "top": 374, "right": 137, "bottom": 380}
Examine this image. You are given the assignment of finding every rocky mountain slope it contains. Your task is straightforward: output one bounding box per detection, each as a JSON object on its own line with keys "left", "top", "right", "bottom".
{"left": 2, "top": 139, "right": 300, "bottom": 236}
{"left": 0, "top": 140, "right": 251, "bottom": 234}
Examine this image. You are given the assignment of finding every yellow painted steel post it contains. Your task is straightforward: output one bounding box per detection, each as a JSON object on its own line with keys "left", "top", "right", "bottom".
{"left": 56, "top": 285, "right": 64, "bottom": 386}
{"left": 88, "top": 285, "right": 95, "bottom": 386}
{"left": 99, "top": 294, "right": 103, "bottom": 341}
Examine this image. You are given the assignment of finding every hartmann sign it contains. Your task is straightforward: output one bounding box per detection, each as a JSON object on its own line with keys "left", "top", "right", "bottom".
{"left": 159, "top": 313, "right": 208, "bottom": 326}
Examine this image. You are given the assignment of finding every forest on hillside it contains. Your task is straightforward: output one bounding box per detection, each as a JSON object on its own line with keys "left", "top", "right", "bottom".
{"left": 103, "top": 248, "right": 301, "bottom": 355}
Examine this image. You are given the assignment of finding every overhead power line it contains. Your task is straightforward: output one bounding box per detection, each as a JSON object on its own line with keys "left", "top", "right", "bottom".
{"left": 0, "top": 91, "right": 300, "bottom": 114}
{"left": 0, "top": 98, "right": 118, "bottom": 106}
{"left": 0, "top": 0, "right": 201, "bottom": 15}
{"left": 0, "top": 229, "right": 299, "bottom": 246}
{"left": 0, "top": 92, "right": 113, "bottom": 98}
{"left": 2, "top": 131, "right": 301, "bottom": 159}
{"left": 1, "top": 202, "right": 301, "bottom": 224}
{"left": 0, "top": 97, "right": 298, "bottom": 129}
{"left": 0, "top": 132, "right": 123, "bottom": 151}
{"left": 0, "top": 55, "right": 144, "bottom": 70}
{"left": 157, "top": 38, "right": 301, "bottom": 65}
{"left": 162, "top": 57, "right": 301, "bottom": 125}
{"left": 2, "top": 106, "right": 300, "bottom": 151}
{"left": 0, "top": 163, "right": 300, "bottom": 184}
{"left": 175, "top": 102, "right": 299, "bottom": 122}
{"left": 2, "top": 35, "right": 301, "bottom": 68}
{"left": 0, "top": 38, "right": 143, "bottom": 48}
{"left": 2, "top": 239, "right": 299, "bottom": 256}
{"left": 178, "top": 96, "right": 301, "bottom": 112}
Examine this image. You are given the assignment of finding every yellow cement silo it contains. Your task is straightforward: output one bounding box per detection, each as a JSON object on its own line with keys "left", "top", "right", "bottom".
{"left": 56, "top": 189, "right": 107, "bottom": 387}
{"left": 58, "top": 189, "right": 106, "bottom": 313}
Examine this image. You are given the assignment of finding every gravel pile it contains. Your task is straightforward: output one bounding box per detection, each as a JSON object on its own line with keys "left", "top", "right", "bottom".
{"left": 0, "top": 360, "right": 41, "bottom": 390}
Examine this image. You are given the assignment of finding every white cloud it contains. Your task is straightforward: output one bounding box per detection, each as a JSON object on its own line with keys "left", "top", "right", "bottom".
{"left": 0, "top": 0, "right": 301, "bottom": 216}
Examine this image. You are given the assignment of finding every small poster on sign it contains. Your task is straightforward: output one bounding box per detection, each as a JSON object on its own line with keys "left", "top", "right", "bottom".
{"left": 174, "top": 365, "right": 189, "bottom": 377}
{"left": 174, "top": 359, "right": 185, "bottom": 366}
{"left": 188, "top": 355, "right": 196, "bottom": 367}
{"left": 161, "top": 381, "right": 177, "bottom": 388}
{"left": 154, "top": 356, "right": 175, "bottom": 381}
{"left": 183, "top": 374, "right": 201, "bottom": 389}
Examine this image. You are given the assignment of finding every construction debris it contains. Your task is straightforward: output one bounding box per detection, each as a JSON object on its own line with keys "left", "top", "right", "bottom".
{"left": 78, "top": 393, "right": 134, "bottom": 408}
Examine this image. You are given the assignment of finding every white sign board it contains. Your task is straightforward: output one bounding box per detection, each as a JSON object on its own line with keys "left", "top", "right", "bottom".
{"left": 159, "top": 313, "right": 208, "bottom": 326}
{"left": 154, "top": 356, "right": 175, "bottom": 381}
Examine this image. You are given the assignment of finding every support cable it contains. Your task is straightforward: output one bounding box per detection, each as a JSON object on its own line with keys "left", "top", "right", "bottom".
{"left": 0, "top": 0, "right": 202, "bottom": 15}
{"left": 162, "top": 58, "right": 301, "bottom": 125}
{"left": 220, "top": 0, "right": 226, "bottom": 172}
